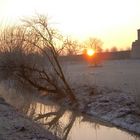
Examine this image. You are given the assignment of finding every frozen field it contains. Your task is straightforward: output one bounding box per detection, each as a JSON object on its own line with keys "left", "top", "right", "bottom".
{"left": 65, "top": 59, "right": 140, "bottom": 97}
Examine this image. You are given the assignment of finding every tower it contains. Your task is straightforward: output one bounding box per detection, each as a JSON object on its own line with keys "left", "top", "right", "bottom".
{"left": 131, "top": 29, "right": 140, "bottom": 59}
{"left": 138, "top": 29, "right": 140, "bottom": 40}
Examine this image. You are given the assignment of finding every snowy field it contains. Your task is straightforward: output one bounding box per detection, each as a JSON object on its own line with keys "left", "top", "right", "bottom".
{"left": 64, "top": 59, "right": 140, "bottom": 99}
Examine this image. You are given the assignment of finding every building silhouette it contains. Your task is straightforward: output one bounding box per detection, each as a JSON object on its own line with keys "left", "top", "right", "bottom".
{"left": 131, "top": 29, "right": 140, "bottom": 58}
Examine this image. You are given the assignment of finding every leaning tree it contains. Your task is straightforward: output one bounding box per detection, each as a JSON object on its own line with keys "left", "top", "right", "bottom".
{"left": 0, "top": 14, "right": 77, "bottom": 103}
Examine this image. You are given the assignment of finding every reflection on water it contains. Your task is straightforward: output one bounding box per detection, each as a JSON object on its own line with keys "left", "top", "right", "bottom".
{"left": 28, "top": 101, "right": 140, "bottom": 140}
{"left": 1, "top": 91, "right": 140, "bottom": 140}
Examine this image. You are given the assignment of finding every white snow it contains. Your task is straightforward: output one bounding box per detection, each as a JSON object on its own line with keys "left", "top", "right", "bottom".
{"left": 64, "top": 59, "right": 140, "bottom": 103}
{"left": 63, "top": 59, "right": 140, "bottom": 134}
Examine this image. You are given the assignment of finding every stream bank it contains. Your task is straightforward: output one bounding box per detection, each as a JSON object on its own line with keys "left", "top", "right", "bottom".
{"left": 0, "top": 97, "right": 59, "bottom": 140}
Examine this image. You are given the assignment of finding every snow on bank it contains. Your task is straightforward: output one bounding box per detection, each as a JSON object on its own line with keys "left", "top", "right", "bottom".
{"left": 0, "top": 97, "right": 59, "bottom": 140}
{"left": 83, "top": 91, "right": 140, "bottom": 135}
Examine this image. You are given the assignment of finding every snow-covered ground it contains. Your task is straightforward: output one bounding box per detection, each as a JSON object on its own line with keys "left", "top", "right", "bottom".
{"left": 63, "top": 59, "right": 140, "bottom": 134}
{"left": 0, "top": 97, "right": 59, "bottom": 140}
{"left": 0, "top": 59, "right": 140, "bottom": 135}
{"left": 64, "top": 59, "right": 140, "bottom": 103}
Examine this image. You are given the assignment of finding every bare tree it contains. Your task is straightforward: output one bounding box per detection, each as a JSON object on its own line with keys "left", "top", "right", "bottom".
{"left": 62, "top": 37, "right": 80, "bottom": 56}
{"left": 0, "top": 26, "right": 44, "bottom": 92}
{"left": 84, "top": 37, "right": 103, "bottom": 66}
{"left": 110, "top": 46, "right": 118, "bottom": 52}
{"left": 0, "top": 14, "right": 77, "bottom": 103}
{"left": 85, "top": 37, "right": 103, "bottom": 53}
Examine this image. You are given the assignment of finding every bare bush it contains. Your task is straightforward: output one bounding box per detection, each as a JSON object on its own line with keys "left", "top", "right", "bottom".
{"left": 0, "top": 26, "right": 43, "bottom": 93}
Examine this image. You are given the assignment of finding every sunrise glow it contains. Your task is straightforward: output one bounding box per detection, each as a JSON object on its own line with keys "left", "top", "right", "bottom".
{"left": 87, "top": 49, "right": 95, "bottom": 57}
{"left": 0, "top": 0, "right": 140, "bottom": 49}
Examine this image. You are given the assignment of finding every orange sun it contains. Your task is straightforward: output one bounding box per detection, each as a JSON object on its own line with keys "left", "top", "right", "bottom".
{"left": 87, "top": 49, "right": 95, "bottom": 56}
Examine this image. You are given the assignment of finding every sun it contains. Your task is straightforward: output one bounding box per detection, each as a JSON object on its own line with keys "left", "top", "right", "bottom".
{"left": 87, "top": 49, "right": 95, "bottom": 56}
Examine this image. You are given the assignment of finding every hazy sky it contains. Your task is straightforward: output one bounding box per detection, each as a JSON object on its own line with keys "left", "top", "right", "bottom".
{"left": 0, "top": 0, "right": 140, "bottom": 49}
